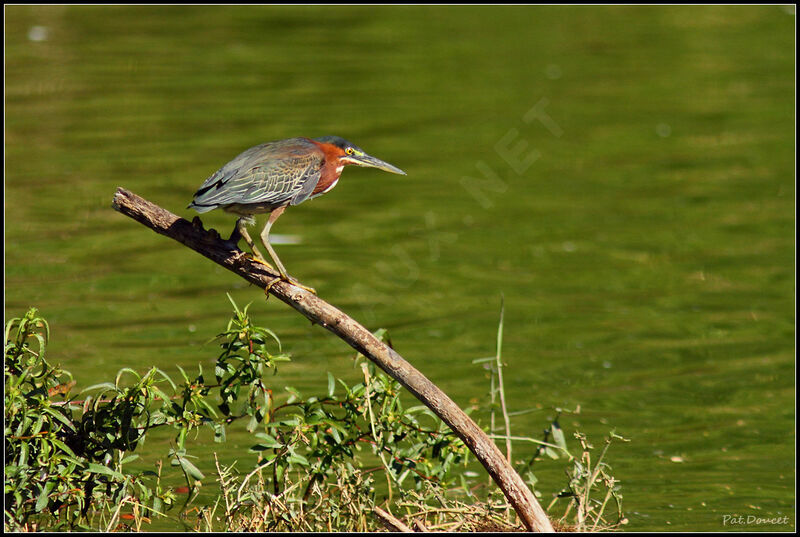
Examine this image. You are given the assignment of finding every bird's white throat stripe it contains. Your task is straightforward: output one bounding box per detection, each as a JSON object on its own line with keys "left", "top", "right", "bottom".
{"left": 321, "top": 177, "right": 340, "bottom": 195}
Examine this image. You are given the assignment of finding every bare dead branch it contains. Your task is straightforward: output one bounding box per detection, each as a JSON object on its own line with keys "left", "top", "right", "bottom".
{"left": 110, "top": 187, "right": 554, "bottom": 532}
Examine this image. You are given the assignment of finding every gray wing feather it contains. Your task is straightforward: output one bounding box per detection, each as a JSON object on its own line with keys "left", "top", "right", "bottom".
{"left": 190, "top": 138, "right": 323, "bottom": 211}
{"left": 289, "top": 167, "right": 321, "bottom": 206}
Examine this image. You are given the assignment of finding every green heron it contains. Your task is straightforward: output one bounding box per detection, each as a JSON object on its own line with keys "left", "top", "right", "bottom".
{"left": 188, "top": 136, "right": 405, "bottom": 292}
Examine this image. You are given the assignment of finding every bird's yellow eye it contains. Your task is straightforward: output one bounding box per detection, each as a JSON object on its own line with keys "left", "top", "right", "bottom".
{"left": 345, "top": 147, "right": 354, "bottom": 155}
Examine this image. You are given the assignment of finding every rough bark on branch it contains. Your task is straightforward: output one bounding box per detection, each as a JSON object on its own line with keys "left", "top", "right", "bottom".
{"left": 111, "top": 187, "right": 554, "bottom": 533}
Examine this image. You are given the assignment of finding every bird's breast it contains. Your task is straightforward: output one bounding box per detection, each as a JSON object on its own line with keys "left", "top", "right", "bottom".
{"left": 312, "top": 164, "right": 343, "bottom": 197}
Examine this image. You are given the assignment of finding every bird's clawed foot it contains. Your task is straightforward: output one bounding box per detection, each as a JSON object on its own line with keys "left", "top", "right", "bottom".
{"left": 264, "top": 276, "right": 283, "bottom": 296}
{"left": 263, "top": 274, "right": 317, "bottom": 296}
{"left": 245, "top": 253, "right": 275, "bottom": 270}
{"left": 286, "top": 276, "right": 316, "bottom": 294}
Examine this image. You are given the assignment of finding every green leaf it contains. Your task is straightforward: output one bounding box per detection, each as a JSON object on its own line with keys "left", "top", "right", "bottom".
{"left": 19, "top": 442, "right": 29, "bottom": 467}
{"left": 544, "top": 446, "right": 561, "bottom": 460}
{"left": 153, "top": 496, "right": 163, "bottom": 516}
{"left": 31, "top": 415, "right": 45, "bottom": 435}
{"left": 285, "top": 386, "right": 301, "bottom": 403}
{"left": 253, "top": 433, "right": 281, "bottom": 448}
{"left": 552, "top": 423, "right": 569, "bottom": 455}
{"left": 253, "top": 327, "right": 282, "bottom": 351}
{"left": 226, "top": 293, "right": 242, "bottom": 316}
{"left": 81, "top": 382, "right": 118, "bottom": 393}
{"left": 87, "top": 463, "right": 126, "bottom": 480}
{"left": 115, "top": 367, "right": 141, "bottom": 387}
{"left": 305, "top": 414, "right": 324, "bottom": 426}
{"left": 327, "top": 372, "right": 336, "bottom": 398}
{"left": 154, "top": 368, "right": 178, "bottom": 391}
{"left": 195, "top": 397, "right": 219, "bottom": 419}
{"left": 215, "top": 364, "right": 227, "bottom": 381}
{"left": 35, "top": 481, "right": 55, "bottom": 512}
{"left": 44, "top": 407, "right": 77, "bottom": 431}
{"left": 5, "top": 315, "right": 21, "bottom": 345}
{"left": 50, "top": 438, "right": 77, "bottom": 458}
{"left": 372, "top": 328, "right": 389, "bottom": 341}
{"left": 178, "top": 457, "right": 205, "bottom": 481}
{"left": 149, "top": 386, "right": 173, "bottom": 408}
{"left": 246, "top": 414, "right": 258, "bottom": 433}
{"left": 324, "top": 419, "right": 348, "bottom": 434}
{"left": 276, "top": 416, "right": 299, "bottom": 427}
{"left": 34, "top": 334, "right": 47, "bottom": 357}
{"left": 287, "top": 453, "right": 309, "bottom": 466}
{"left": 213, "top": 424, "right": 226, "bottom": 443}
{"left": 176, "top": 365, "right": 190, "bottom": 383}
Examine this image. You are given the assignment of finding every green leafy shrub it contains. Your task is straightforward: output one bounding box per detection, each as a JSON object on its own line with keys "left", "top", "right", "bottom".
{"left": 4, "top": 309, "right": 176, "bottom": 531}
{"left": 5, "top": 300, "right": 625, "bottom": 532}
{"left": 4, "top": 301, "right": 470, "bottom": 531}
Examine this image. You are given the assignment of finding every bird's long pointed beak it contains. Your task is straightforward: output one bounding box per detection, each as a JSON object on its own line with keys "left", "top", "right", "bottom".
{"left": 345, "top": 153, "right": 406, "bottom": 175}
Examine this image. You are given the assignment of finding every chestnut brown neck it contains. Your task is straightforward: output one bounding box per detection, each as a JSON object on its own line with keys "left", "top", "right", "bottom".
{"left": 310, "top": 140, "right": 346, "bottom": 196}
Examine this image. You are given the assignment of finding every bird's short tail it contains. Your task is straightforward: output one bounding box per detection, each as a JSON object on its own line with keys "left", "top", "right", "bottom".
{"left": 187, "top": 201, "right": 216, "bottom": 214}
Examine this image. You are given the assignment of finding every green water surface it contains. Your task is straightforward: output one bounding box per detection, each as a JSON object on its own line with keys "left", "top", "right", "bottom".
{"left": 4, "top": 5, "right": 795, "bottom": 531}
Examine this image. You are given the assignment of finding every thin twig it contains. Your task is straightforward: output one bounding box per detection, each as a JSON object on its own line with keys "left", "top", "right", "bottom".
{"left": 495, "top": 296, "right": 513, "bottom": 465}
{"left": 373, "top": 506, "right": 414, "bottom": 532}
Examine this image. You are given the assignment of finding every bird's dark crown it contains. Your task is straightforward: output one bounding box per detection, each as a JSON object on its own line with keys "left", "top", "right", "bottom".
{"left": 313, "top": 136, "right": 362, "bottom": 153}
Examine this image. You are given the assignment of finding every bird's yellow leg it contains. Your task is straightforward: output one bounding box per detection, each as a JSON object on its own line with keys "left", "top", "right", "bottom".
{"left": 260, "top": 207, "right": 317, "bottom": 294}
{"left": 237, "top": 218, "right": 274, "bottom": 269}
